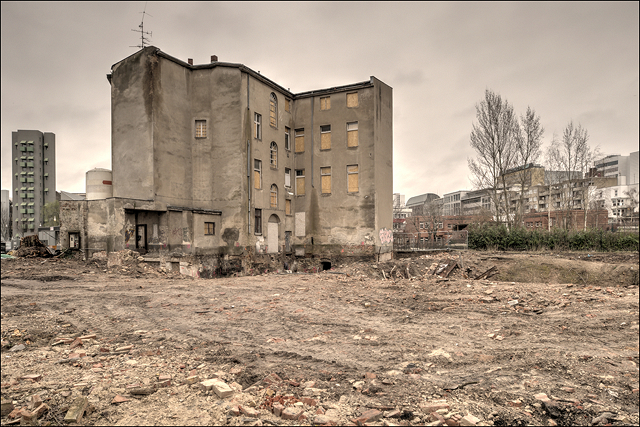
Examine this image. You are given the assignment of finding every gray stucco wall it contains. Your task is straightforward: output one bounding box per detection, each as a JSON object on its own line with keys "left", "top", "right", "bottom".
{"left": 105, "top": 47, "right": 392, "bottom": 260}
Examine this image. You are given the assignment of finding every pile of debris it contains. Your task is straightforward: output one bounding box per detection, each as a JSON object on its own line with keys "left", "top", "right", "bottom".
{"left": 11, "top": 235, "right": 54, "bottom": 258}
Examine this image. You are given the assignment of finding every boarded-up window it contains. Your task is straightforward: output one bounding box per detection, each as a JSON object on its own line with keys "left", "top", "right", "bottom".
{"left": 320, "top": 96, "right": 330, "bottom": 110}
{"left": 321, "top": 167, "right": 331, "bottom": 194}
{"left": 270, "top": 142, "right": 278, "bottom": 168}
{"left": 270, "top": 184, "right": 278, "bottom": 208}
{"left": 285, "top": 98, "right": 291, "bottom": 113}
{"left": 320, "top": 125, "right": 331, "bottom": 150}
{"left": 285, "top": 199, "right": 291, "bottom": 215}
{"left": 195, "top": 120, "right": 207, "bottom": 138}
{"left": 254, "top": 159, "right": 262, "bottom": 189}
{"left": 347, "top": 121, "right": 359, "bottom": 147}
{"left": 295, "top": 129, "right": 304, "bottom": 153}
{"left": 347, "top": 165, "right": 359, "bottom": 193}
{"left": 285, "top": 168, "right": 291, "bottom": 187}
{"left": 296, "top": 169, "right": 305, "bottom": 196}
{"left": 269, "top": 93, "right": 277, "bottom": 128}
{"left": 347, "top": 92, "right": 358, "bottom": 108}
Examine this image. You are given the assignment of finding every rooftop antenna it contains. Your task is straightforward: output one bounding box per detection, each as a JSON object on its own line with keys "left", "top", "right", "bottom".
{"left": 131, "top": 2, "right": 152, "bottom": 49}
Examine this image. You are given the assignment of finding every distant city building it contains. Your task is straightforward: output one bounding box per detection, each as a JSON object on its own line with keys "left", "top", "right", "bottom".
{"left": 593, "top": 151, "right": 639, "bottom": 185}
{"left": 405, "top": 193, "right": 439, "bottom": 216}
{"left": 1, "top": 189, "right": 12, "bottom": 242}
{"left": 11, "top": 130, "right": 56, "bottom": 238}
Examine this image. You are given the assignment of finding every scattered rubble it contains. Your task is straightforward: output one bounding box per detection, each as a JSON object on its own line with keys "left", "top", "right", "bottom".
{"left": 1, "top": 250, "right": 638, "bottom": 426}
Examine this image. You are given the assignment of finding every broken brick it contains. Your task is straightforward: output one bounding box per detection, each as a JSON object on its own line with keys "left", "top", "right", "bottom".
{"left": 354, "top": 409, "right": 383, "bottom": 424}
{"left": 263, "top": 373, "right": 283, "bottom": 384}
{"left": 209, "top": 379, "right": 234, "bottom": 398}
{"left": 302, "top": 397, "right": 318, "bottom": 406}
{"left": 28, "top": 395, "right": 42, "bottom": 410}
{"left": 281, "top": 406, "right": 304, "bottom": 420}
{"left": 229, "top": 406, "right": 241, "bottom": 417}
{"left": 32, "top": 403, "right": 48, "bottom": 419}
{"left": 459, "top": 414, "right": 480, "bottom": 426}
{"left": 420, "top": 402, "right": 450, "bottom": 412}
{"left": 69, "top": 338, "right": 83, "bottom": 349}
{"left": 111, "top": 395, "right": 129, "bottom": 404}
{"left": 240, "top": 406, "right": 259, "bottom": 418}
{"left": 272, "top": 403, "right": 284, "bottom": 417}
{"left": 64, "top": 396, "right": 88, "bottom": 424}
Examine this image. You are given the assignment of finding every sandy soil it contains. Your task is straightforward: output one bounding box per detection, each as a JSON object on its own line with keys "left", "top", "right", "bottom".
{"left": 1, "top": 250, "right": 638, "bottom": 426}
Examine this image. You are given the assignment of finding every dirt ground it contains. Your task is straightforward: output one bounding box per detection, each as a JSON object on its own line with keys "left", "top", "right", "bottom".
{"left": 1, "top": 250, "right": 638, "bottom": 426}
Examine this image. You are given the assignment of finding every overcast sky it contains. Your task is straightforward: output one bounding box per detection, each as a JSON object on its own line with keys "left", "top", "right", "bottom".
{"left": 2, "top": 2, "right": 638, "bottom": 201}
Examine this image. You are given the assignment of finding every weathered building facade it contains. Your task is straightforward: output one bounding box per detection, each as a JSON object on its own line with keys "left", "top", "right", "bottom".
{"left": 62, "top": 47, "right": 393, "bottom": 267}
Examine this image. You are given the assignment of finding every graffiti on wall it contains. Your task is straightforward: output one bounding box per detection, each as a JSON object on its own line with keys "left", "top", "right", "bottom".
{"left": 379, "top": 228, "right": 393, "bottom": 245}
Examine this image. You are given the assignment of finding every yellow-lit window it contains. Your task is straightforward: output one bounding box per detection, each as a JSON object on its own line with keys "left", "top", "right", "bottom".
{"left": 285, "top": 199, "right": 291, "bottom": 215}
{"left": 269, "top": 93, "right": 277, "bottom": 128}
{"left": 270, "top": 142, "right": 278, "bottom": 168}
{"left": 295, "top": 129, "right": 304, "bottom": 153}
{"left": 321, "top": 167, "right": 331, "bottom": 194}
{"left": 347, "top": 121, "right": 358, "bottom": 148}
{"left": 347, "top": 92, "right": 358, "bottom": 108}
{"left": 320, "top": 96, "right": 330, "bottom": 110}
{"left": 320, "top": 125, "right": 331, "bottom": 150}
{"left": 195, "top": 120, "right": 207, "bottom": 138}
{"left": 347, "top": 165, "right": 359, "bottom": 193}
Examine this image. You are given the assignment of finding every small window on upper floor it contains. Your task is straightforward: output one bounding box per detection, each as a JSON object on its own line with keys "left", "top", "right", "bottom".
{"left": 254, "top": 113, "right": 262, "bottom": 140}
{"left": 320, "top": 125, "right": 331, "bottom": 150}
{"left": 284, "top": 127, "right": 291, "bottom": 151}
{"left": 320, "top": 96, "right": 330, "bottom": 110}
{"left": 269, "top": 93, "right": 278, "bottom": 128}
{"left": 295, "top": 129, "right": 304, "bottom": 153}
{"left": 347, "top": 121, "right": 359, "bottom": 148}
{"left": 195, "top": 120, "right": 207, "bottom": 138}
{"left": 347, "top": 92, "right": 358, "bottom": 108}
{"left": 285, "top": 98, "right": 291, "bottom": 113}
{"left": 270, "top": 184, "right": 278, "bottom": 209}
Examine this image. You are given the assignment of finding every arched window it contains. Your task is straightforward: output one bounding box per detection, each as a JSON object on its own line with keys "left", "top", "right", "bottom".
{"left": 269, "top": 93, "right": 277, "bottom": 128}
{"left": 270, "top": 142, "right": 277, "bottom": 168}
{"left": 270, "top": 184, "right": 278, "bottom": 208}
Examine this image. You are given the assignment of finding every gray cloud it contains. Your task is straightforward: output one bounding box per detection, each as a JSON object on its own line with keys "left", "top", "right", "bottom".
{"left": 2, "top": 2, "right": 638, "bottom": 200}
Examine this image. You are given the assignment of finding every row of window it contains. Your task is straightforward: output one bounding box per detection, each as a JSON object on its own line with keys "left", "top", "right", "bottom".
{"left": 253, "top": 165, "right": 359, "bottom": 196}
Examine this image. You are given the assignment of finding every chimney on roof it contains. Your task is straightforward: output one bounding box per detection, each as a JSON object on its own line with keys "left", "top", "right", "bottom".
{"left": 188, "top": 58, "right": 193, "bottom": 65}
{"left": 211, "top": 55, "right": 218, "bottom": 62}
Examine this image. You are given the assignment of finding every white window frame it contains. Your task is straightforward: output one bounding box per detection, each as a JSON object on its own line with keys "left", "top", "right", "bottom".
{"left": 254, "top": 113, "right": 262, "bottom": 140}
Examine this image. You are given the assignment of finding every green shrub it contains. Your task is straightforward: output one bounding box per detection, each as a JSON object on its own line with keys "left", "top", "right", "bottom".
{"left": 467, "top": 224, "right": 638, "bottom": 252}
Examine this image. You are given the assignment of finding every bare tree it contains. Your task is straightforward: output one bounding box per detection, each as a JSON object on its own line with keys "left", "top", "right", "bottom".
{"left": 1, "top": 206, "right": 11, "bottom": 242}
{"left": 468, "top": 90, "right": 520, "bottom": 230}
{"left": 546, "top": 121, "right": 598, "bottom": 229}
{"left": 423, "top": 199, "right": 443, "bottom": 243}
{"left": 513, "top": 106, "right": 544, "bottom": 225}
{"left": 623, "top": 187, "right": 639, "bottom": 227}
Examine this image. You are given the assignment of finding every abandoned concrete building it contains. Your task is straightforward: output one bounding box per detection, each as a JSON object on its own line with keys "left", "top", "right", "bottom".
{"left": 60, "top": 47, "right": 393, "bottom": 272}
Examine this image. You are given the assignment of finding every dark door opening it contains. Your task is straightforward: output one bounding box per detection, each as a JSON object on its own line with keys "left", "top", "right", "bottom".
{"left": 136, "top": 224, "right": 147, "bottom": 254}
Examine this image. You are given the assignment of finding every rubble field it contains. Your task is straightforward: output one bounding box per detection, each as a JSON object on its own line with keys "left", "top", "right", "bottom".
{"left": 1, "top": 250, "right": 638, "bottom": 426}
